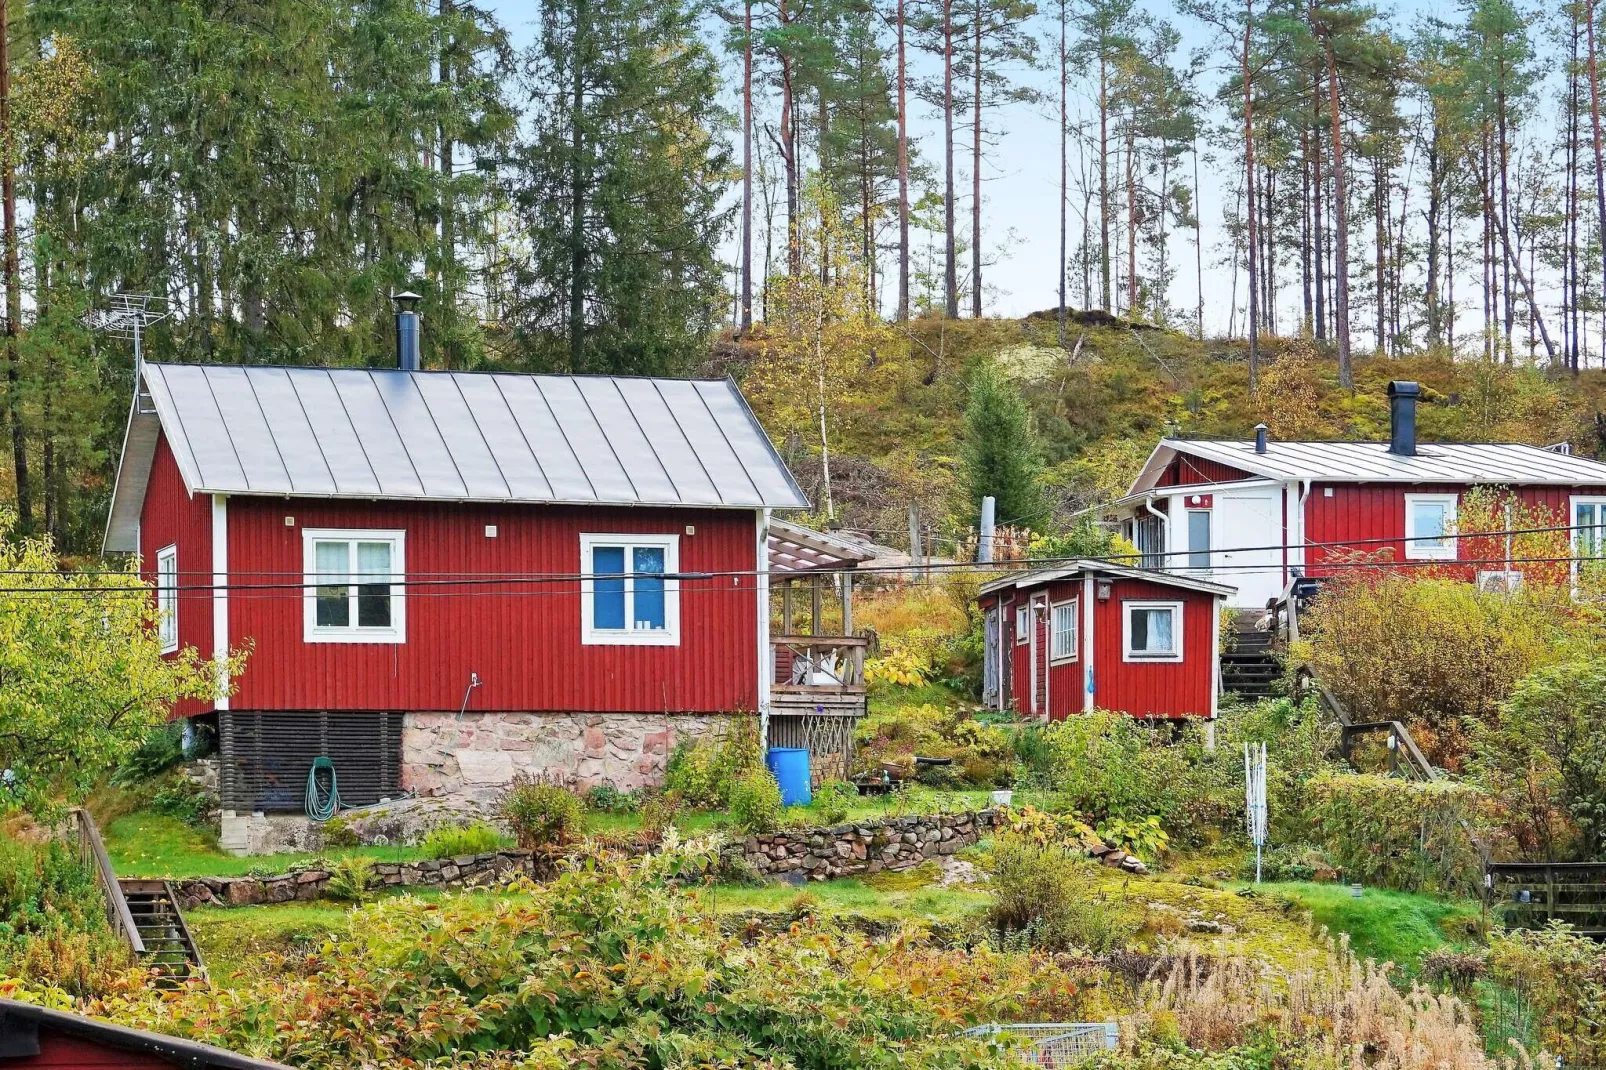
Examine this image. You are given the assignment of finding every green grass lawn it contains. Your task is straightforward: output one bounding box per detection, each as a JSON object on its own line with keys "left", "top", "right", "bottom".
{"left": 703, "top": 865, "right": 991, "bottom": 922}
{"left": 1254, "top": 881, "right": 1484, "bottom": 972}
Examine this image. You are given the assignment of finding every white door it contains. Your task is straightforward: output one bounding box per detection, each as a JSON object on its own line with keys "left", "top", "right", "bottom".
{"left": 1214, "top": 490, "right": 1283, "bottom": 609}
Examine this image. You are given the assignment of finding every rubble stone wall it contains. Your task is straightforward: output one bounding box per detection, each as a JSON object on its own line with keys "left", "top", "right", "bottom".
{"left": 402, "top": 711, "right": 733, "bottom": 799}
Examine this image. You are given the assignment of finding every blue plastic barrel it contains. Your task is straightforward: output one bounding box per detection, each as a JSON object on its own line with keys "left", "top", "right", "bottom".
{"left": 765, "top": 747, "right": 812, "bottom": 807}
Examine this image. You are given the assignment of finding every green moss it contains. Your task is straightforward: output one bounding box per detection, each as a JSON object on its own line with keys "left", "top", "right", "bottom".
{"left": 186, "top": 901, "right": 353, "bottom": 984}
{"left": 1255, "top": 881, "right": 1483, "bottom": 973}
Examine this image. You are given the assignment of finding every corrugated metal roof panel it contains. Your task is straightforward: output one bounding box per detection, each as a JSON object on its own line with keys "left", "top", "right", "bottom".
{"left": 1133, "top": 438, "right": 1606, "bottom": 491}
{"left": 130, "top": 364, "right": 808, "bottom": 510}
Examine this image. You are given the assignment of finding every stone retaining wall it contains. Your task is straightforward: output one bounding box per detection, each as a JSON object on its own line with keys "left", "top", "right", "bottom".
{"left": 171, "top": 849, "right": 543, "bottom": 909}
{"left": 726, "top": 810, "right": 1004, "bottom": 881}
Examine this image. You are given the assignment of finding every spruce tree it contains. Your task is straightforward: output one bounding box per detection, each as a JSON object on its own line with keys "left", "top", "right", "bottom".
{"left": 961, "top": 366, "right": 1044, "bottom": 529}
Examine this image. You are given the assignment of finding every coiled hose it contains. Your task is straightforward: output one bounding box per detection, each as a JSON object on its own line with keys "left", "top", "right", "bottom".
{"left": 305, "top": 756, "right": 342, "bottom": 821}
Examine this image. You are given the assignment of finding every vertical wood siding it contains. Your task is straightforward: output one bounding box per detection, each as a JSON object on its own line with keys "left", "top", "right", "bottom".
{"left": 1303, "top": 482, "right": 1580, "bottom": 581}
{"left": 223, "top": 496, "right": 759, "bottom": 713}
{"left": 138, "top": 435, "right": 215, "bottom": 716}
{"left": 1091, "top": 578, "right": 1214, "bottom": 718}
{"left": 985, "top": 578, "right": 1215, "bottom": 720}
{"left": 1155, "top": 456, "right": 1254, "bottom": 487}
{"left": 14, "top": 1030, "right": 175, "bottom": 1069}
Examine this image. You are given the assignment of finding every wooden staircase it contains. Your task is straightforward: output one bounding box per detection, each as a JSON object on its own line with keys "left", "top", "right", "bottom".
{"left": 1219, "top": 623, "right": 1283, "bottom": 700}
{"left": 70, "top": 810, "right": 206, "bottom": 983}
{"left": 119, "top": 880, "right": 205, "bottom": 981}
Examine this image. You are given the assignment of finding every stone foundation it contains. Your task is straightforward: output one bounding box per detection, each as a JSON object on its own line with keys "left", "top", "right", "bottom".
{"left": 402, "top": 711, "right": 735, "bottom": 799}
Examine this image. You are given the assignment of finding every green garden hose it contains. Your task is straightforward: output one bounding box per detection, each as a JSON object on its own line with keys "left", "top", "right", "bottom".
{"left": 305, "top": 756, "right": 342, "bottom": 821}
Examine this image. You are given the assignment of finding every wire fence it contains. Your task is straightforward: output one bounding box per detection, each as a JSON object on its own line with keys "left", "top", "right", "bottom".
{"left": 963, "top": 1022, "right": 1119, "bottom": 1065}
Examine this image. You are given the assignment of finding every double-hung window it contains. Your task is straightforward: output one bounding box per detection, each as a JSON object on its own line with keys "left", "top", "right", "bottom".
{"left": 1014, "top": 603, "right": 1030, "bottom": 644}
{"left": 1403, "top": 493, "right": 1458, "bottom": 560}
{"left": 1123, "top": 600, "right": 1183, "bottom": 662}
{"left": 1050, "top": 599, "right": 1078, "bottom": 662}
{"left": 303, "top": 529, "right": 406, "bottom": 643}
{"left": 155, "top": 544, "right": 178, "bottom": 653}
{"left": 1575, "top": 497, "right": 1606, "bottom": 561}
{"left": 581, "top": 534, "right": 680, "bottom": 645}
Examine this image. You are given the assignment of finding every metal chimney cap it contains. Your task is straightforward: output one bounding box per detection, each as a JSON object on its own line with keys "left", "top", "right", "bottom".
{"left": 393, "top": 290, "right": 423, "bottom": 311}
{"left": 1253, "top": 423, "right": 1269, "bottom": 454}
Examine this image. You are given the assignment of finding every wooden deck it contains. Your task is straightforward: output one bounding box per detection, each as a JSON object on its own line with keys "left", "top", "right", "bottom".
{"left": 1487, "top": 862, "right": 1606, "bottom": 937}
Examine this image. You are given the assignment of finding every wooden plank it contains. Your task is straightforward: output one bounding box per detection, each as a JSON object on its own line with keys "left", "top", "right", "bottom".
{"left": 71, "top": 811, "right": 143, "bottom": 956}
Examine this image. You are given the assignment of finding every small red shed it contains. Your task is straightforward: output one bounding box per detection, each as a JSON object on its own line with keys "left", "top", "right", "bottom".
{"left": 0, "top": 999, "right": 288, "bottom": 1070}
{"left": 977, "top": 562, "right": 1234, "bottom": 730}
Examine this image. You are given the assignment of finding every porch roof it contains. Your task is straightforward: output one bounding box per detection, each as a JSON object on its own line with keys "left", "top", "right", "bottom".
{"left": 767, "top": 518, "right": 899, "bottom": 573}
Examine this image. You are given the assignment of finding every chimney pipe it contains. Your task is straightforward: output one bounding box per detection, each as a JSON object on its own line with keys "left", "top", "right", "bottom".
{"left": 1254, "top": 423, "right": 1269, "bottom": 454}
{"left": 394, "top": 291, "right": 422, "bottom": 371}
{"left": 1387, "top": 381, "right": 1420, "bottom": 456}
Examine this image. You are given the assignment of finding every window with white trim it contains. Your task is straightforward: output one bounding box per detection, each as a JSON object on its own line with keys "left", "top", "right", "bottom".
{"left": 156, "top": 544, "right": 178, "bottom": 653}
{"left": 581, "top": 534, "right": 680, "bottom": 645}
{"left": 1123, "top": 600, "right": 1183, "bottom": 662}
{"left": 1014, "top": 603, "right": 1029, "bottom": 644}
{"left": 1574, "top": 497, "right": 1606, "bottom": 561}
{"left": 1050, "top": 600, "right": 1078, "bottom": 662}
{"left": 1404, "top": 493, "right": 1458, "bottom": 560}
{"left": 303, "top": 529, "right": 406, "bottom": 643}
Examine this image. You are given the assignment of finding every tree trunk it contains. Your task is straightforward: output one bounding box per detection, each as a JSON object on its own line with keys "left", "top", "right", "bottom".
{"left": 1301, "top": 128, "right": 1312, "bottom": 334}
{"left": 1312, "top": 82, "right": 1326, "bottom": 341}
{"left": 568, "top": 0, "right": 588, "bottom": 370}
{"left": 1589, "top": 0, "right": 1606, "bottom": 364}
{"left": 1319, "top": 28, "right": 1352, "bottom": 388}
{"left": 741, "top": 0, "right": 753, "bottom": 331}
{"left": 1242, "top": 1, "right": 1260, "bottom": 389}
{"left": 897, "top": 0, "right": 910, "bottom": 321}
{"left": 439, "top": 0, "right": 455, "bottom": 367}
{"left": 1126, "top": 128, "right": 1137, "bottom": 317}
{"left": 1496, "top": 62, "right": 1514, "bottom": 355}
{"left": 0, "top": 0, "right": 26, "bottom": 528}
{"left": 1058, "top": 1, "right": 1067, "bottom": 344}
{"left": 1374, "top": 156, "right": 1386, "bottom": 354}
{"left": 943, "top": 0, "right": 957, "bottom": 317}
{"left": 1099, "top": 50, "right": 1111, "bottom": 311}
{"left": 1424, "top": 131, "right": 1442, "bottom": 348}
{"left": 971, "top": 0, "right": 983, "bottom": 317}
{"left": 1194, "top": 138, "right": 1204, "bottom": 338}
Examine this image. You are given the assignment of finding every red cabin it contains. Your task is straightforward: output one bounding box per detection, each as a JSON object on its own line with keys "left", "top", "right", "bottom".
{"left": 0, "top": 999, "right": 288, "bottom": 1070}
{"left": 1105, "top": 381, "right": 1606, "bottom": 609}
{"left": 977, "top": 562, "right": 1233, "bottom": 729}
{"left": 104, "top": 342, "right": 811, "bottom": 820}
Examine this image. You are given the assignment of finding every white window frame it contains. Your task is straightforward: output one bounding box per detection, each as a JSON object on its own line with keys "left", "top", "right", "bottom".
{"left": 302, "top": 528, "right": 407, "bottom": 644}
{"left": 1050, "top": 598, "right": 1079, "bottom": 663}
{"left": 580, "top": 533, "right": 681, "bottom": 646}
{"left": 155, "top": 544, "right": 178, "bottom": 653}
{"left": 1403, "top": 493, "right": 1458, "bottom": 560}
{"left": 1572, "top": 495, "right": 1606, "bottom": 561}
{"left": 1122, "top": 599, "right": 1184, "bottom": 663}
{"left": 1014, "top": 602, "right": 1030, "bottom": 644}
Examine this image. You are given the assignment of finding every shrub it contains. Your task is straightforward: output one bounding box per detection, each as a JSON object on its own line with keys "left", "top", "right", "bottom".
{"left": 1303, "top": 773, "right": 1484, "bottom": 895}
{"left": 420, "top": 822, "right": 511, "bottom": 859}
{"left": 726, "top": 768, "right": 783, "bottom": 834}
{"left": 1472, "top": 657, "right": 1606, "bottom": 861}
{"left": 663, "top": 721, "right": 761, "bottom": 809}
{"left": 498, "top": 776, "right": 584, "bottom": 849}
{"left": 0, "top": 835, "right": 130, "bottom": 994}
{"left": 1096, "top": 816, "right": 1168, "bottom": 862}
{"left": 810, "top": 779, "right": 859, "bottom": 825}
{"left": 111, "top": 722, "right": 187, "bottom": 786}
{"left": 148, "top": 774, "right": 211, "bottom": 827}
{"left": 324, "top": 856, "right": 376, "bottom": 903}
{"left": 1249, "top": 842, "right": 1333, "bottom": 883}
{"left": 637, "top": 791, "right": 683, "bottom": 841}
{"left": 1488, "top": 924, "right": 1606, "bottom": 1061}
{"left": 987, "top": 834, "right": 1134, "bottom": 953}
{"left": 320, "top": 815, "right": 359, "bottom": 848}
{"left": 1296, "top": 565, "right": 1581, "bottom": 769}
{"left": 582, "top": 783, "right": 638, "bottom": 814}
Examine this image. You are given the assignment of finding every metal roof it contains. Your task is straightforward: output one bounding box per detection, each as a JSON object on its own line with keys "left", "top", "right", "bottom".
{"left": 106, "top": 363, "right": 809, "bottom": 550}
{"left": 979, "top": 559, "right": 1237, "bottom": 597}
{"left": 0, "top": 998, "right": 292, "bottom": 1069}
{"left": 1130, "top": 438, "right": 1606, "bottom": 493}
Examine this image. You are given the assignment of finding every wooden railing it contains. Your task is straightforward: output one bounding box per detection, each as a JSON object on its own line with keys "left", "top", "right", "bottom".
{"left": 1296, "top": 670, "right": 1438, "bottom": 782}
{"left": 773, "top": 635, "right": 868, "bottom": 691}
{"left": 70, "top": 808, "right": 144, "bottom": 955}
{"left": 1486, "top": 862, "right": 1606, "bottom": 936}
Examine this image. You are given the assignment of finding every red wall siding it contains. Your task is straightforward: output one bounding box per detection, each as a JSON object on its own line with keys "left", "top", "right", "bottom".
{"left": 985, "top": 577, "right": 1215, "bottom": 720}
{"left": 12, "top": 1030, "right": 174, "bottom": 1068}
{"left": 224, "top": 497, "right": 760, "bottom": 714}
{"left": 1154, "top": 456, "right": 1254, "bottom": 487}
{"left": 1303, "top": 482, "right": 1579, "bottom": 580}
{"left": 137, "top": 434, "right": 215, "bottom": 716}
{"left": 1091, "top": 578, "right": 1215, "bottom": 719}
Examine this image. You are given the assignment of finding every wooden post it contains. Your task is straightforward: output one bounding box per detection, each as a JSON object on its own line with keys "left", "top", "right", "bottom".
{"left": 811, "top": 574, "right": 823, "bottom": 636}
{"left": 908, "top": 502, "right": 923, "bottom": 578}
{"left": 782, "top": 580, "right": 794, "bottom": 635}
{"left": 841, "top": 572, "right": 854, "bottom": 635}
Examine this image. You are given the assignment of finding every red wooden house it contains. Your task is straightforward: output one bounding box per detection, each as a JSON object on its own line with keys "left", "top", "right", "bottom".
{"left": 977, "top": 562, "right": 1233, "bottom": 728}
{"left": 1106, "top": 381, "right": 1606, "bottom": 609}
{"left": 104, "top": 307, "right": 811, "bottom": 816}
{"left": 0, "top": 999, "right": 288, "bottom": 1070}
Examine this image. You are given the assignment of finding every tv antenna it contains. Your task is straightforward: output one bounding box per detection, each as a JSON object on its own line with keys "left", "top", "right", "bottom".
{"left": 81, "top": 293, "right": 171, "bottom": 396}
